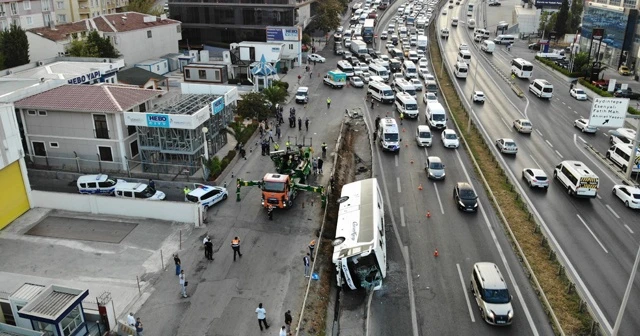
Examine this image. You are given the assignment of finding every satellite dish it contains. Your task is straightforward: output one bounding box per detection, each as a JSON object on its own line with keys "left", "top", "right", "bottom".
{"left": 332, "top": 237, "right": 346, "bottom": 246}
{"left": 337, "top": 196, "right": 349, "bottom": 204}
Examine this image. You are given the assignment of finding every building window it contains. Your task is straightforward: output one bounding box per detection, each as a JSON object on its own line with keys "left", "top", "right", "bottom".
{"left": 26, "top": 16, "right": 32, "bottom": 25}
{"left": 0, "top": 4, "right": 4, "bottom": 16}
{"left": 177, "top": 25, "right": 181, "bottom": 33}
{"left": 49, "top": 142, "right": 59, "bottom": 148}
{"left": 130, "top": 140, "right": 139, "bottom": 157}
{"left": 213, "top": 70, "right": 220, "bottom": 81}
{"left": 198, "top": 69, "right": 206, "bottom": 79}
{"left": 185, "top": 69, "right": 191, "bottom": 78}
{"left": 289, "top": 44, "right": 293, "bottom": 49}
{"left": 98, "top": 146, "right": 113, "bottom": 161}
{"left": 38, "top": 110, "right": 47, "bottom": 116}
{"left": 43, "top": 13, "right": 51, "bottom": 26}
{"left": 27, "top": 110, "right": 36, "bottom": 115}
{"left": 23, "top": 1, "right": 31, "bottom": 10}
{"left": 56, "top": 1, "right": 64, "bottom": 9}
{"left": 10, "top": 3, "right": 17, "bottom": 15}
{"left": 32, "top": 141, "right": 47, "bottom": 156}
{"left": 41, "top": 0, "right": 50, "bottom": 11}
{"left": 60, "top": 305, "right": 82, "bottom": 336}
{"left": 138, "top": 103, "right": 147, "bottom": 112}
{"left": 93, "top": 114, "right": 109, "bottom": 139}
{"left": 147, "top": 30, "right": 152, "bottom": 38}
{"left": 127, "top": 125, "right": 136, "bottom": 136}
{"left": 57, "top": 14, "right": 66, "bottom": 22}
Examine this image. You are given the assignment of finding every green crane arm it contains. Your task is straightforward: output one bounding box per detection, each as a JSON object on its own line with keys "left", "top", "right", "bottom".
{"left": 293, "top": 182, "right": 327, "bottom": 208}
{"left": 236, "top": 178, "right": 263, "bottom": 202}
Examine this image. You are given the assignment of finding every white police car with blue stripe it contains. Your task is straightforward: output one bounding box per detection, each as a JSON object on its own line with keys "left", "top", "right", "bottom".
{"left": 186, "top": 183, "right": 228, "bottom": 210}
{"left": 77, "top": 174, "right": 126, "bottom": 195}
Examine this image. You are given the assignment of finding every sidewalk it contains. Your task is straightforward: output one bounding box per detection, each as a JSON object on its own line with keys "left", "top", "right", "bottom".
{"left": 280, "top": 40, "right": 331, "bottom": 104}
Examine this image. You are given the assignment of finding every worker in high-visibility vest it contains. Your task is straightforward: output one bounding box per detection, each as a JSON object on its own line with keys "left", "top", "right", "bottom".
{"left": 231, "top": 237, "right": 243, "bottom": 261}
{"left": 285, "top": 140, "right": 291, "bottom": 151}
{"left": 183, "top": 186, "right": 191, "bottom": 201}
{"left": 274, "top": 142, "right": 280, "bottom": 151}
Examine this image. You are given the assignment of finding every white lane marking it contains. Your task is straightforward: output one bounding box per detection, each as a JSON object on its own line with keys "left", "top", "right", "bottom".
{"left": 424, "top": 147, "right": 429, "bottom": 157}
{"left": 523, "top": 96, "right": 531, "bottom": 119}
{"left": 625, "top": 224, "right": 634, "bottom": 234}
{"left": 535, "top": 129, "right": 543, "bottom": 137}
{"left": 578, "top": 136, "right": 587, "bottom": 144}
{"left": 576, "top": 214, "right": 609, "bottom": 253}
{"left": 500, "top": 117, "right": 512, "bottom": 131}
{"left": 545, "top": 140, "right": 554, "bottom": 148}
{"left": 364, "top": 98, "right": 419, "bottom": 336}
{"left": 395, "top": 155, "right": 399, "bottom": 167}
{"left": 568, "top": 106, "right": 572, "bottom": 110}
{"left": 529, "top": 155, "right": 543, "bottom": 170}
{"left": 555, "top": 150, "right": 564, "bottom": 159}
{"left": 400, "top": 206, "right": 406, "bottom": 227}
{"left": 597, "top": 194, "right": 603, "bottom": 200}
{"left": 366, "top": 289, "right": 375, "bottom": 336}
{"left": 433, "top": 182, "right": 445, "bottom": 214}
{"left": 457, "top": 263, "right": 476, "bottom": 323}
{"left": 455, "top": 150, "right": 539, "bottom": 335}
{"left": 397, "top": 177, "right": 402, "bottom": 193}
{"left": 605, "top": 204, "right": 621, "bottom": 219}
{"left": 562, "top": 101, "right": 566, "bottom": 105}
{"left": 574, "top": 111, "right": 578, "bottom": 114}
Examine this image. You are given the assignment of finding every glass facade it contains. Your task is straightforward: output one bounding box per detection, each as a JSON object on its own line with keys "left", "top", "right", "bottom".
{"left": 581, "top": 6, "right": 629, "bottom": 49}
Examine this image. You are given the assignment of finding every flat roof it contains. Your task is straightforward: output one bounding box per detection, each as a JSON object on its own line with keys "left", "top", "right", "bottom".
{"left": 3, "top": 61, "right": 119, "bottom": 81}
{"left": 10, "top": 283, "right": 45, "bottom": 302}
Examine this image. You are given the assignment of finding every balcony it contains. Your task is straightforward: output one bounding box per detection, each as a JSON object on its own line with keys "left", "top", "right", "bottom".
{"left": 79, "top": 6, "right": 90, "bottom": 14}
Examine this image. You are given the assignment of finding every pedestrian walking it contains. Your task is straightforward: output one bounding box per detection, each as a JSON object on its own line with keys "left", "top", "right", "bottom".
{"left": 268, "top": 129, "right": 274, "bottom": 142}
{"left": 297, "top": 74, "right": 301, "bottom": 84}
{"left": 312, "top": 158, "right": 318, "bottom": 175}
{"left": 231, "top": 236, "right": 243, "bottom": 261}
{"left": 321, "top": 142, "right": 327, "bottom": 158}
{"left": 256, "top": 303, "right": 270, "bottom": 331}
{"left": 310, "top": 71, "right": 313, "bottom": 79}
{"left": 204, "top": 239, "right": 213, "bottom": 261}
{"left": 135, "top": 317, "right": 144, "bottom": 336}
{"left": 280, "top": 326, "right": 287, "bottom": 336}
{"left": 373, "top": 131, "right": 378, "bottom": 142}
{"left": 399, "top": 112, "right": 404, "bottom": 125}
{"left": 303, "top": 253, "right": 311, "bottom": 277}
{"left": 305, "top": 118, "right": 309, "bottom": 131}
{"left": 314, "top": 60, "right": 317, "bottom": 66}
{"left": 309, "top": 239, "right": 316, "bottom": 260}
{"left": 284, "top": 310, "right": 293, "bottom": 335}
{"left": 317, "top": 157, "right": 324, "bottom": 174}
{"left": 371, "top": 99, "right": 375, "bottom": 109}
{"left": 179, "top": 270, "right": 188, "bottom": 298}
{"left": 173, "top": 253, "right": 181, "bottom": 276}
{"left": 183, "top": 186, "right": 191, "bottom": 201}
{"left": 276, "top": 125, "right": 281, "bottom": 139}
{"left": 148, "top": 179, "right": 155, "bottom": 190}
{"left": 127, "top": 312, "right": 136, "bottom": 326}
{"left": 327, "top": 97, "right": 331, "bottom": 109}
{"left": 298, "top": 117, "right": 302, "bottom": 130}
{"left": 375, "top": 116, "right": 381, "bottom": 131}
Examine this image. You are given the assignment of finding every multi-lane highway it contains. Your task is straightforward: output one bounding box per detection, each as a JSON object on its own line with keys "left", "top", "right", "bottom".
{"left": 439, "top": 0, "right": 640, "bottom": 334}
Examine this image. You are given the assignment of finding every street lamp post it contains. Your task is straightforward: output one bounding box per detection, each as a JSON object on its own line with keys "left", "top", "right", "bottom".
{"left": 202, "top": 127, "right": 210, "bottom": 161}
{"left": 468, "top": 59, "right": 480, "bottom": 131}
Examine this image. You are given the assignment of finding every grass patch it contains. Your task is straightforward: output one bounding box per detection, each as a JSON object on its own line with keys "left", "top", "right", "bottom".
{"left": 430, "top": 27, "right": 594, "bottom": 335}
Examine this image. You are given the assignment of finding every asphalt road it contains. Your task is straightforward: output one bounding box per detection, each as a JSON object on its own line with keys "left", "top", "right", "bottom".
{"left": 440, "top": 0, "right": 640, "bottom": 334}
{"left": 360, "top": 0, "right": 554, "bottom": 334}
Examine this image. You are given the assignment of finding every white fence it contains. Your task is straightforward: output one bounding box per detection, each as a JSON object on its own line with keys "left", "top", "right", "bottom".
{"left": 30, "top": 191, "right": 202, "bottom": 226}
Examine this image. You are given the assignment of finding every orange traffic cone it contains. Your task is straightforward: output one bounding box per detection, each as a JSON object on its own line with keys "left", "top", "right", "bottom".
{"left": 434, "top": 249, "right": 439, "bottom": 257}
{"left": 426, "top": 211, "right": 431, "bottom": 218}
{"left": 418, "top": 184, "right": 423, "bottom": 190}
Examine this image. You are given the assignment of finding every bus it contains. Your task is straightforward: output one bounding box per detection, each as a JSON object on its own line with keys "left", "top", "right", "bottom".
{"left": 554, "top": 161, "right": 599, "bottom": 198}
{"left": 511, "top": 58, "right": 534, "bottom": 78}
{"left": 363, "top": 19, "right": 375, "bottom": 44}
{"left": 332, "top": 178, "right": 387, "bottom": 291}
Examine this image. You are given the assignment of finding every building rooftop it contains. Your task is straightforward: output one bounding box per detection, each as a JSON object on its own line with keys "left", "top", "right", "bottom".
{"left": 3, "top": 61, "right": 121, "bottom": 82}
{"left": 10, "top": 283, "right": 45, "bottom": 302}
{"left": 118, "top": 67, "right": 167, "bottom": 86}
{"left": 28, "top": 12, "right": 180, "bottom": 42}
{"left": 18, "top": 285, "right": 89, "bottom": 322}
{"left": 152, "top": 94, "right": 219, "bottom": 115}
{"left": 0, "top": 323, "right": 44, "bottom": 336}
{"left": 15, "top": 84, "right": 162, "bottom": 112}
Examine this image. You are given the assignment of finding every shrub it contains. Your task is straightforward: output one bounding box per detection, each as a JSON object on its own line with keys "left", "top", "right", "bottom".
{"left": 228, "top": 78, "right": 240, "bottom": 84}
{"left": 535, "top": 56, "right": 582, "bottom": 77}
{"left": 577, "top": 78, "right": 612, "bottom": 97}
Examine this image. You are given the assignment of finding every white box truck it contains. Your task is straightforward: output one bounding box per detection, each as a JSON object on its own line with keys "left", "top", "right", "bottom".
{"left": 350, "top": 40, "right": 369, "bottom": 57}
{"left": 417, "top": 36, "right": 428, "bottom": 51}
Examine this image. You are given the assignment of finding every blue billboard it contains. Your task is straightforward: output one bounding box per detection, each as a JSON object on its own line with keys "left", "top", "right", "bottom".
{"left": 266, "top": 26, "right": 300, "bottom": 41}
{"left": 581, "top": 6, "right": 629, "bottom": 50}
{"left": 146, "top": 113, "right": 171, "bottom": 128}
{"left": 212, "top": 97, "right": 224, "bottom": 115}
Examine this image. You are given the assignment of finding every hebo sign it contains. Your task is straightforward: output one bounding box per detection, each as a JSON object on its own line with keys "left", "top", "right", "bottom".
{"left": 587, "top": 97, "right": 628, "bottom": 128}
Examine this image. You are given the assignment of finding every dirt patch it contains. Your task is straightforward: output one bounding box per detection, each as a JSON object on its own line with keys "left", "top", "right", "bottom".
{"left": 298, "top": 120, "right": 371, "bottom": 335}
{"left": 429, "top": 25, "right": 592, "bottom": 335}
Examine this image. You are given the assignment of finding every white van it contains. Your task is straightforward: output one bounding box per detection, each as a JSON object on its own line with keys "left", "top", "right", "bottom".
{"left": 528, "top": 79, "right": 553, "bottom": 99}
{"left": 369, "top": 75, "right": 386, "bottom": 83}
{"left": 457, "top": 50, "right": 471, "bottom": 64}
{"left": 114, "top": 182, "right": 166, "bottom": 200}
{"left": 481, "top": 40, "right": 495, "bottom": 53}
{"left": 393, "top": 79, "right": 417, "bottom": 98}
{"left": 607, "top": 143, "right": 640, "bottom": 173}
{"left": 368, "top": 81, "right": 395, "bottom": 103}
{"left": 415, "top": 125, "right": 433, "bottom": 147}
{"left": 337, "top": 60, "right": 355, "bottom": 77}
{"left": 373, "top": 59, "right": 390, "bottom": 71}
{"left": 395, "top": 92, "right": 419, "bottom": 118}
{"left": 377, "top": 117, "right": 401, "bottom": 152}
{"left": 454, "top": 62, "right": 468, "bottom": 78}
{"left": 369, "top": 63, "right": 390, "bottom": 82}
{"left": 426, "top": 101, "right": 447, "bottom": 129}
{"left": 403, "top": 60, "right": 418, "bottom": 79}
{"left": 554, "top": 160, "right": 599, "bottom": 198}
{"left": 77, "top": 174, "right": 126, "bottom": 195}
{"left": 475, "top": 28, "right": 490, "bottom": 39}
{"left": 295, "top": 86, "right": 309, "bottom": 104}
{"left": 494, "top": 35, "right": 515, "bottom": 45}
{"left": 452, "top": 17, "right": 458, "bottom": 27}
{"left": 425, "top": 79, "right": 438, "bottom": 95}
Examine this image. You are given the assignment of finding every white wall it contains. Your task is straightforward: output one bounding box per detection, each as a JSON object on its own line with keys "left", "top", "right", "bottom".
{"left": 0, "top": 104, "right": 24, "bottom": 169}
{"left": 26, "top": 32, "right": 66, "bottom": 63}
{"left": 110, "top": 23, "right": 181, "bottom": 66}
{"left": 30, "top": 191, "right": 201, "bottom": 225}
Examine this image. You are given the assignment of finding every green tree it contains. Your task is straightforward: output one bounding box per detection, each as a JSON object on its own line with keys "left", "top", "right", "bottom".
{"left": 316, "top": 0, "right": 344, "bottom": 33}
{"left": 0, "top": 24, "right": 30, "bottom": 69}
{"left": 538, "top": 11, "right": 557, "bottom": 38}
{"left": 125, "top": 0, "right": 164, "bottom": 16}
{"left": 236, "top": 92, "right": 271, "bottom": 120}
{"left": 554, "top": 0, "right": 570, "bottom": 37}
{"left": 569, "top": 0, "right": 584, "bottom": 33}
{"left": 302, "top": 33, "right": 311, "bottom": 46}
{"left": 262, "top": 86, "right": 289, "bottom": 109}
{"left": 66, "top": 31, "right": 120, "bottom": 58}
{"left": 572, "top": 52, "right": 589, "bottom": 73}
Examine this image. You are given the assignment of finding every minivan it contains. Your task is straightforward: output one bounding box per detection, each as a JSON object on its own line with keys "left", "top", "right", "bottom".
{"left": 426, "top": 155, "right": 445, "bottom": 179}
{"left": 470, "top": 262, "right": 514, "bottom": 325}
{"left": 368, "top": 81, "right": 395, "bottom": 103}
{"left": 457, "top": 50, "right": 471, "bottom": 64}
{"left": 494, "top": 35, "right": 515, "bottom": 45}
{"left": 77, "top": 174, "right": 125, "bottom": 195}
{"left": 607, "top": 143, "right": 640, "bottom": 173}
{"left": 395, "top": 92, "right": 419, "bottom": 118}
{"left": 114, "top": 182, "right": 166, "bottom": 200}
{"left": 415, "top": 125, "right": 433, "bottom": 147}
{"left": 454, "top": 62, "right": 468, "bottom": 78}
{"left": 403, "top": 60, "right": 418, "bottom": 79}
{"left": 528, "top": 79, "right": 553, "bottom": 99}
{"left": 393, "top": 78, "right": 417, "bottom": 99}
{"left": 295, "top": 87, "right": 309, "bottom": 104}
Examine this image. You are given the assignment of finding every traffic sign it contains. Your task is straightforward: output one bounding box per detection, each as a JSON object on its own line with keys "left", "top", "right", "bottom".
{"left": 588, "top": 97, "right": 629, "bottom": 128}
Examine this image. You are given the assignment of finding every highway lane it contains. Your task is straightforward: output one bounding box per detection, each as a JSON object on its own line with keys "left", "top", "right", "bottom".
{"left": 441, "top": 0, "right": 640, "bottom": 334}
{"left": 366, "top": 1, "right": 553, "bottom": 334}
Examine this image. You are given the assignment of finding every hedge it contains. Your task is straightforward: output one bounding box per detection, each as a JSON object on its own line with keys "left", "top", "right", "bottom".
{"left": 535, "top": 56, "right": 582, "bottom": 77}
{"left": 578, "top": 78, "right": 640, "bottom": 115}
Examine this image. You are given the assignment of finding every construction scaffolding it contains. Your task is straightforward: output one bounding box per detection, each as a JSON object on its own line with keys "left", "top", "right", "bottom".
{"left": 134, "top": 94, "right": 235, "bottom": 175}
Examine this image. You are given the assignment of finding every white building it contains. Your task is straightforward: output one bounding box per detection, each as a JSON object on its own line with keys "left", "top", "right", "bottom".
{"left": 26, "top": 12, "right": 182, "bottom": 66}
{"left": 0, "top": 0, "right": 55, "bottom": 31}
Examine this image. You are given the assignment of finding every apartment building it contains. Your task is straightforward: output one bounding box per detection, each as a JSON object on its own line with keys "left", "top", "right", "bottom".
{"left": 55, "top": 0, "right": 129, "bottom": 23}
{"left": 0, "top": 0, "right": 55, "bottom": 30}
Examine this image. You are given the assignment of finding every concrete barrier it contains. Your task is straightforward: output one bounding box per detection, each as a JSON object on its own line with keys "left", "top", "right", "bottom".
{"left": 30, "top": 191, "right": 200, "bottom": 225}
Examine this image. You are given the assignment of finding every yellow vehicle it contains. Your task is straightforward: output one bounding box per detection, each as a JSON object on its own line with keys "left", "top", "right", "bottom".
{"left": 619, "top": 65, "right": 631, "bottom": 76}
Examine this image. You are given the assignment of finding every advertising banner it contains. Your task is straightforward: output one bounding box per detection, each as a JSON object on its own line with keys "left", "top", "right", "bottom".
{"left": 266, "top": 26, "right": 301, "bottom": 41}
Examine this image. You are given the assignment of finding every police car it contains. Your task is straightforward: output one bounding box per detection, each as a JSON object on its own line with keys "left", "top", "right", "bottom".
{"left": 186, "top": 183, "right": 228, "bottom": 210}
{"left": 77, "top": 174, "right": 126, "bottom": 195}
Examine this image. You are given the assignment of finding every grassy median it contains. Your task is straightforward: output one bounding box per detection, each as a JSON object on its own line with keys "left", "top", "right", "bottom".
{"left": 429, "top": 28, "right": 593, "bottom": 334}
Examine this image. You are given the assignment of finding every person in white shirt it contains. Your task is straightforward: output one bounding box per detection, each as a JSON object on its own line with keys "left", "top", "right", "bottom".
{"left": 127, "top": 312, "right": 136, "bottom": 326}
{"left": 279, "top": 326, "right": 287, "bottom": 336}
{"left": 255, "top": 303, "right": 269, "bottom": 331}
{"left": 179, "top": 270, "right": 187, "bottom": 298}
